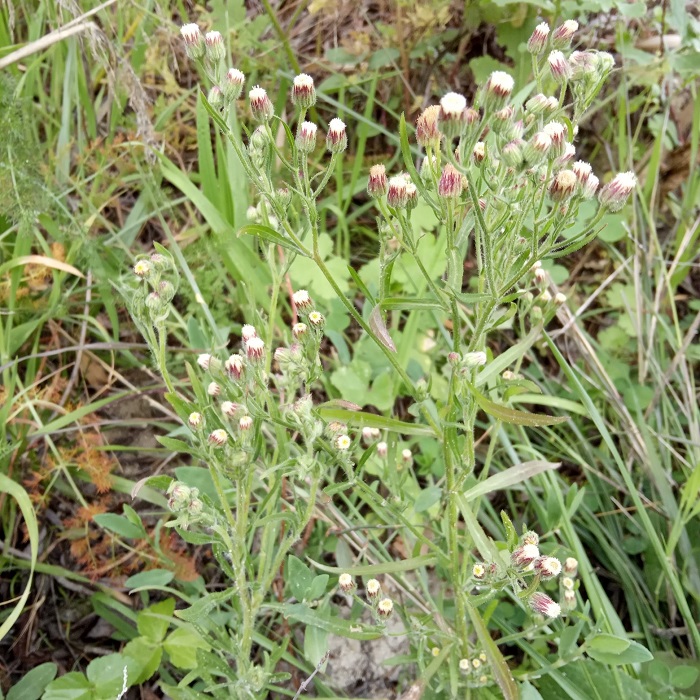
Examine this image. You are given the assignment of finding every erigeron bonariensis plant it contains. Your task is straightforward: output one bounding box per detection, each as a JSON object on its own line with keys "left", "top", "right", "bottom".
{"left": 128, "top": 19, "right": 636, "bottom": 699}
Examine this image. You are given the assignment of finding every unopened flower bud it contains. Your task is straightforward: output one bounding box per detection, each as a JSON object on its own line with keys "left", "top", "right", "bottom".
{"left": 405, "top": 182, "right": 418, "bottom": 210}
{"left": 167, "top": 483, "right": 192, "bottom": 510}
{"left": 522, "top": 530, "right": 540, "bottom": 546}
{"left": 549, "top": 169, "right": 577, "bottom": 201}
{"left": 511, "top": 543, "right": 540, "bottom": 567}
{"left": 568, "top": 51, "right": 596, "bottom": 81}
{"left": 526, "top": 93, "right": 550, "bottom": 115}
{"left": 291, "top": 73, "right": 316, "bottom": 109}
{"left": 581, "top": 173, "right": 599, "bottom": 199}
{"left": 543, "top": 121, "right": 567, "bottom": 157}
{"left": 564, "top": 557, "right": 578, "bottom": 575}
{"left": 438, "top": 163, "right": 463, "bottom": 199}
{"left": 339, "top": 573, "right": 355, "bottom": 592}
{"left": 296, "top": 121, "right": 317, "bottom": 153}
{"left": 448, "top": 351, "right": 461, "bottom": 365}
{"left": 246, "top": 336, "right": 265, "bottom": 362}
{"left": 416, "top": 105, "right": 442, "bottom": 149}
{"left": 249, "top": 85, "right": 273, "bottom": 122}
{"left": 204, "top": 31, "right": 226, "bottom": 63}
{"left": 367, "top": 163, "right": 388, "bottom": 198}
{"left": 187, "top": 497, "right": 203, "bottom": 517}
{"left": 459, "top": 659, "right": 470, "bottom": 672}
{"left": 188, "top": 412, "right": 203, "bottom": 429}
{"left": 377, "top": 598, "right": 394, "bottom": 617}
{"left": 387, "top": 175, "right": 409, "bottom": 208}
{"left": 555, "top": 142, "right": 576, "bottom": 168}
{"left": 362, "top": 426, "right": 381, "bottom": 443}
{"left": 594, "top": 51, "right": 615, "bottom": 75}
{"left": 145, "top": 291, "right": 162, "bottom": 312}
{"left": 463, "top": 351, "right": 487, "bottom": 368}
{"left": 528, "top": 22, "right": 550, "bottom": 54}
{"left": 563, "top": 589, "right": 577, "bottom": 610}
{"left": 209, "top": 429, "right": 228, "bottom": 446}
{"left": 239, "top": 415, "right": 253, "bottom": 431}
{"left": 598, "top": 171, "right": 636, "bottom": 212}
{"left": 366, "top": 578, "right": 381, "bottom": 598}
{"left": 239, "top": 325, "right": 256, "bottom": 342}
{"left": 529, "top": 592, "right": 561, "bottom": 618}
{"left": 501, "top": 139, "right": 525, "bottom": 168}
{"left": 439, "top": 92, "right": 468, "bottom": 139}
{"left": 484, "top": 71, "right": 514, "bottom": 111}
{"left": 555, "top": 292, "right": 567, "bottom": 305}
{"left": 326, "top": 118, "right": 347, "bottom": 154}
{"left": 221, "top": 401, "right": 239, "bottom": 418}
{"left": 197, "top": 353, "right": 213, "bottom": 370}
{"left": 207, "top": 381, "right": 221, "bottom": 396}
{"left": 572, "top": 160, "right": 592, "bottom": 183}
{"left": 401, "top": 448, "right": 413, "bottom": 464}
{"left": 225, "top": 354, "right": 244, "bottom": 380}
{"left": 335, "top": 434, "right": 351, "bottom": 450}
{"left": 525, "top": 131, "right": 552, "bottom": 164}
{"left": 377, "top": 441, "right": 388, "bottom": 457}
{"left": 473, "top": 141, "right": 486, "bottom": 163}
{"left": 180, "top": 23, "right": 205, "bottom": 60}
{"left": 550, "top": 20, "right": 578, "bottom": 50}
{"left": 473, "top": 563, "right": 486, "bottom": 579}
{"left": 548, "top": 51, "right": 572, "bottom": 83}
{"left": 222, "top": 68, "right": 245, "bottom": 102}
{"left": 535, "top": 556, "right": 562, "bottom": 578}
{"left": 133, "top": 259, "right": 153, "bottom": 278}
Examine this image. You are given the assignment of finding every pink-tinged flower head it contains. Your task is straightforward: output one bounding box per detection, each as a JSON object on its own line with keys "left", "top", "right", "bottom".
{"left": 208, "top": 429, "right": 228, "bottom": 446}
{"left": 535, "top": 556, "right": 562, "bottom": 578}
{"left": 224, "top": 68, "right": 245, "bottom": 101}
{"left": 367, "top": 164, "right": 388, "bottom": 198}
{"left": 188, "top": 412, "right": 203, "bottom": 429}
{"left": 529, "top": 592, "right": 561, "bottom": 618}
{"left": 401, "top": 448, "right": 413, "bottom": 463}
{"left": 484, "top": 71, "right": 514, "bottom": 110}
{"left": 207, "top": 381, "right": 221, "bottom": 397}
{"left": 245, "top": 336, "right": 265, "bottom": 362}
{"left": 563, "top": 589, "right": 577, "bottom": 610}
{"left": 555, "top": 142, "right": 576, "bottom": 167}
{"left": 528, "top": 22, "right": 550, "bottom": 55}
{"left": 204, "top": 31, "right": 225, "bottom": 62}
{"left": 548, "top": 51, "right": 572, "bottom": 83}
{"left": 377, "top": 441, "right": 388, "bottom": 457}
{"left": 225, "top": 354, "right": 244, "bottom": 380}
{"left": 416, "top": 105, "right": 442, "bottom": 149}
{"left": 439, "top": 92, "right": 468, "bottom": 139}
{"left": 581, "top": 173, "right": 599, "bottom": 199}
{"left": 133, "top": 259, "right": 153, "bottom": 278}
{"left": 249, "top": 85, "right": 273, "bottom": 122}
{"left": 239, "top": 415, "right": 253, "bottom": 431}
{"left": 387, "top": 175, "right": 409, "bottom": 208}
{"left": 366, "top": 578, "right": 381, "bottom": 598}
{"left": 511, "top": 543, "right": 540, "bottom": 568}
{"left": 308, "top": 311, "right": 325, "bottom": 327}
{"left": 405, "top": 182, "right": 418, "bottom": 209}
{"left": 501, "top": 139, "right": 525, "bottom": 168}
{"left": 598, "top": 171, "right": 636, "bottom": 212}
{"left": 543, "top": 121, "right": 567, "bottom": 157}
{"left": 438, "top": 164, "right": 463, "bottom": 199}
{"left": 569, "top": 51, "right": 597, "bottom": 81}
{"left": 296, "top": 121, "right": 317, "bottom": 153}
{"left": 241, "top": 324, "right": 257, "bottom": 342}
{"left": 326, "top": 118, "right": 347, "bottom": 154}
{"left": 572, "top": 160, "right": 592, "bottom": 183}
{"left": 291, "top": 73, "right": 316, "bottom": 109}
{"left": 473, "top": 141, "right": 486, "bottom": 163}
{"left": 221, "top": 401, "right": 239, "bottom": 418}
{"left": 207, "top": 86, "right": 224, "bottom": 108}
{"left": 526, "top": 93, "right": 550, "bottom": 115}
{"left": 197, "top": 353, "right": 212, "bottom": 370}
{"left": 292, "top": 289, "right": 313, "bottom": 312}
{"left": 525, "top": 131, "right": 552, "bottom": 164}
{"left": 181, "top": 23, "right": 205, "bottom": 60}
{"left": 549, "top": 170, "right": 578, "bottom": 201}
{"left": 551, "top": 20, "right": 578, "bottom": 50}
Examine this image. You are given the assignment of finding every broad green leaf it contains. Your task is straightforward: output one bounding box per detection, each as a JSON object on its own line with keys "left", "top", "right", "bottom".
{"left": 42, "top": 672, "right": 91, "bottom": 700}
{"left": 163, "top": 627, "right": 211, "bottom": 670}
{"left": 414, "top": 486, "right": 442, "bottom": 513}
{"left": 87, "top": 653, "right": 136, "bottom": 697}
{"left": 122, "top": 638, "right": 162, "bottom": 685}
{"left": 6, "top": 663, "right": 57, "bottom": 700}
{"left": 465, "top": 381, "right": 569, "bottom": 427}
{"left": 462, "top": 461, "right": 561, "bottom": 502}
{"left": 156, "top": 436, "right": 197, "bottom": 455}
{"left": 137, "top": 599, "right": 175, "bottom": 642}
{"left": 92, "top": 514, "right": 145, "bottom": 540}
{"left": 586, "top": 634, "right": 653, "bottom": 665}
{"left": 307, "top": 574, "right": 330, "bottom": 601}
{"left": 0, "top": 475, "right": 38, "bottom": 642}
{"left": 287, "top": 555, "right": 314, "bottom": 601}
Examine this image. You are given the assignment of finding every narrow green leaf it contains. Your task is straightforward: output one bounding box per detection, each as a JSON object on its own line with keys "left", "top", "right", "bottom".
{"left": 381, "top": 296, "right": 445, "bottom": 311}
{"left": 316, "top": 406, "right": 435, "bottom": 436}
{"left": 238, "top": 224, "right": 306, "bottom": 255}
{"left": 93, "top": 513, "right": 146, "bottom": 540}
{"left": 307, "top": 554, "right": 436, "bottom": 575}
{"left": 465, "top": 381, "right": 569, "bottom": 427}
{"left": 462, "top": 461, "right": 561, "bottom": 502}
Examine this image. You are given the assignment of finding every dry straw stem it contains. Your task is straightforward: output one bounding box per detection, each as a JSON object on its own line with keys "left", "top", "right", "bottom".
{"left": 0, "top": 0, "right": 117, "bottom": 70}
